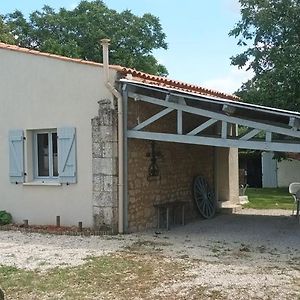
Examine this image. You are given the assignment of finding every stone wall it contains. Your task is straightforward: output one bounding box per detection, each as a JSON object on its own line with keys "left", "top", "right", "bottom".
{"left": 92, "top": 99, "right": 118, "bottom": 232}
{"left": 91, "top": 94, "right": 238, "bottom": 233}
{"left": 127, "top": 98, "right": 215, "bottom": 232}
{"left": 128, "top": 139, "right": 214, "bottom": 232}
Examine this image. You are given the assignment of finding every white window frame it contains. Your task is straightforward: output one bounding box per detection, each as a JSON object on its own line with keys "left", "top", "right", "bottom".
{"left": 33, "top": 129, "right": 58, "bottom": 180}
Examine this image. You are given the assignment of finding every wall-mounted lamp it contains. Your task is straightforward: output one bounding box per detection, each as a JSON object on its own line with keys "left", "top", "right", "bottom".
{"left": 146, "top": 141, "right": 162, "bottom": 179}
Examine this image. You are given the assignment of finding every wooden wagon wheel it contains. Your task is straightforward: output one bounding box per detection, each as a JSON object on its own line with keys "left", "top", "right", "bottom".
{"left": 193, "top": 176, "right": 216, "bottom": 219}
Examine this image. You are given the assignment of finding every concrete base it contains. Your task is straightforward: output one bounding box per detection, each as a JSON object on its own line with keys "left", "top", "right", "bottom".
{"left": 239, "top": 196, "right": 249, "bottom": 205}
{"left": 217, "top": 201, "right": 242, "bottom": 214}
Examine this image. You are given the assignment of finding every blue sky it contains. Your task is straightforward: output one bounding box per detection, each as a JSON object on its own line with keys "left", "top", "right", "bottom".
{"left": 0, "top": 0, "right": 253, "bottom": 93}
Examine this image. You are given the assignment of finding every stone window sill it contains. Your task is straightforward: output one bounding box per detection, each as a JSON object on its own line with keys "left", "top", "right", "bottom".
{"left": 23, "top": 181, "right": 61, "bottom": 186}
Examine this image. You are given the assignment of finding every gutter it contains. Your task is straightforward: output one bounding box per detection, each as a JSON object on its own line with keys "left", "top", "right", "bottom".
{"left": 100, "top": 39, "right": 124, "bottom": 234}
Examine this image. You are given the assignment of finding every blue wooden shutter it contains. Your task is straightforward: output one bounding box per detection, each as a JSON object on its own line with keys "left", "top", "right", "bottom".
{"left": 58, "top": 127, "right": 77, "bottom": 184}
{"left": 9, "top": 129, "right": 24, "bottom": 183}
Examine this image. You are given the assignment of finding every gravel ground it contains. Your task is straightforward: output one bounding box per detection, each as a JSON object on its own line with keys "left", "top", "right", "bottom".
{"left": 145, "top": 208, "right": 300, "bottom": 299}
{"left": 0, "top": 232, "right": 135, "bottom": 270}
{"left": 0, "top": 208, "right": 299, "bottom": 299}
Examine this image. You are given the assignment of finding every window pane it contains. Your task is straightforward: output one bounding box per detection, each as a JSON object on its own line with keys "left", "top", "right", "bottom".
{"left": 52, "top": 133, "right": 58, "bottom": 177}
{"left": 37, "top": 133, "right": 49, "bottom": 177}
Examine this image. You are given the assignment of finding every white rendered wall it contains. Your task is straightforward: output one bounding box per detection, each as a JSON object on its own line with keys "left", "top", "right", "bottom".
{"left": 277, "top": 159, "right": 300, "bottom": 187}
{"left": 262, "top": 152, "right": 278, "bottom": 188}
{"left": 0, "top": 48, "right": 116, "bottom": 227}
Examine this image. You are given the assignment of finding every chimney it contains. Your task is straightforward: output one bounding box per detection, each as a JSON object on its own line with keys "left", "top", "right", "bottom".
{"left": 100, "top": 38, "right": 111, "bottom": 83}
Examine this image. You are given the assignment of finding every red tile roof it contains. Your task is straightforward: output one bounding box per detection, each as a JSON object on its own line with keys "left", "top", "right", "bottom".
{"left": 0, "top": 42, "right": 239, "bottom": 101}
{"left": 114, "top": 66, "right": 239, "bottom": 101}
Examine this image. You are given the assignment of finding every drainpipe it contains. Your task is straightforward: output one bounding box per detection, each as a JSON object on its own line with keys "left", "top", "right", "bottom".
{"left": 100, "top": 39, "right": 124, "bottom": 234}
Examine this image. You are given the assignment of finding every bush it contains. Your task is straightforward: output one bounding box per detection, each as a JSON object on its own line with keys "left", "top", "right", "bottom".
{"left": 0, "top": 210, "right": 12, "bottom": 225}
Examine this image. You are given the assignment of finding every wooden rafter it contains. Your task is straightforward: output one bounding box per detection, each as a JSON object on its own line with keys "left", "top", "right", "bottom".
{"left": 126, "top": 90, "right": 300, "bottom": 153}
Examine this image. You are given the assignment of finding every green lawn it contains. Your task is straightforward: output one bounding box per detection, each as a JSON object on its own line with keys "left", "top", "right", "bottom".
{"left": 244, "top": 187, "right": 294, "bottom": 210}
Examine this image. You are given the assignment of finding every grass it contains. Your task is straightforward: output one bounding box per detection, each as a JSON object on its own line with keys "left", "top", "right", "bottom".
{"left": 0, "top": 254, "right": 178, "bottom": 299}
{"left": 0, "top": 237, "right": 298, "bottom": 299}
{"left": 0, "top": 250, "right": 186, "bottom": 300}
{"left": 244, "top": 187, "right": 294, "bottom": 209}
{"left": 0, "top": 241, "right": 229, "bottom": 300}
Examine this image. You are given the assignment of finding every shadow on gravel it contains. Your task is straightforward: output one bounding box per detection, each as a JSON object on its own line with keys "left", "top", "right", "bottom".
{"left": 161, "top": 212, "right": 300, "bottom": 250}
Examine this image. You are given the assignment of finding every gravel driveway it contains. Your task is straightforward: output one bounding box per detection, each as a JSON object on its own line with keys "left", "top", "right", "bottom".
{"left": 0, "top": 208, "right": 299, "bottom": 299}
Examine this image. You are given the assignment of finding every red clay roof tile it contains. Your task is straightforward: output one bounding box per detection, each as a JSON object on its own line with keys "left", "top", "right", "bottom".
{"left": 110, "top": 67, "right": 239, "bottom": 101}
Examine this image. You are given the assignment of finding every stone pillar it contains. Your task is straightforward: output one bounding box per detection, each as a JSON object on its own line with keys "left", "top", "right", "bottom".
{"left": 92, "top": 99, "right": 118, "bottom": 232}
{"left": 215, "top": 147, "right": 239, "bottom": 205}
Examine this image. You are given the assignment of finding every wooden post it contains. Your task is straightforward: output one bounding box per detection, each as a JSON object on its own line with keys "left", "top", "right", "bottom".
{"left": 78, "top": 221, "right": 83, "bottom": 232}
{"left": 23, "top": 219, "right": 28, "bottom": 228}
{"left": 56, "top": 216, "right": 60, "bottom": 227}
{"left": 166, "top": 207, "right": 169, "bottom": 230}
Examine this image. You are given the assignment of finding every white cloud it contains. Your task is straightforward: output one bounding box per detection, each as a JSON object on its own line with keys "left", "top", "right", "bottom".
{"left": 202, "top": 67, "right": 254, "bottom": 94}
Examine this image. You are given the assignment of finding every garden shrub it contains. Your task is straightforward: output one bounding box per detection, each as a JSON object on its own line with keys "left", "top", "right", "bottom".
{"left": 0, "top": 210, "right": 12, "bottom": 225}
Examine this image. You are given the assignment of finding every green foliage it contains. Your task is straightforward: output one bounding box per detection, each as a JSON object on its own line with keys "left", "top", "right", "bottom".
{"left": 230, "top": 0, "right": 300, "bottom": 111}
{"left": 0, "top": 15, "right": 15, "bottom": 44}
{"left": 0, "top": 211, "right": 12, "bottom": 225}
{"left": 2, "top": 0, "right": 168, "bottom": 76}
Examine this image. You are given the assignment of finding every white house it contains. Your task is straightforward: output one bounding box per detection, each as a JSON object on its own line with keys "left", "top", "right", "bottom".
{"left": 0, "top": 42, "right": 120, "bottom": 229}
{"left": 1, "top": 41, "right": 299, "bottom": 233}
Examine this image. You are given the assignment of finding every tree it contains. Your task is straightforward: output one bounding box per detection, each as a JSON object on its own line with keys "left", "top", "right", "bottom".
{"left": 0, "top": 15, "right": 15, "bottom": 44}
{"left": 230, "top": 0, "right": 300, "bottom": 112}
{"left": 2, "top": 1, "right": 168, "bottom": 76}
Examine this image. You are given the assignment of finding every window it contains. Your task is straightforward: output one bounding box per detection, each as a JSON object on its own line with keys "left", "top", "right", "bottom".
{"left": 9, "top": 127, "right": 77, "bottom": 184}
{"left": 34, "top": 130, "right": 58, "bottom": 179}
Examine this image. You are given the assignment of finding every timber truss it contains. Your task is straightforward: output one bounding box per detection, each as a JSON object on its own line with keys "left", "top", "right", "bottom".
{"left": 123, "top": 81, "right": 300, "bottom": 153}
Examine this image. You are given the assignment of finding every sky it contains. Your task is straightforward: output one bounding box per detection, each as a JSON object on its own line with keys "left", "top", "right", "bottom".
{"left": 0, "top": 0, "right": 253, "bottom": 94}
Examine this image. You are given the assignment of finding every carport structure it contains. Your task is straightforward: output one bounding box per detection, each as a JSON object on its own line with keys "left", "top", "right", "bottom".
{"left": 116, "top": 69, "right": 300, "bottom": 232}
